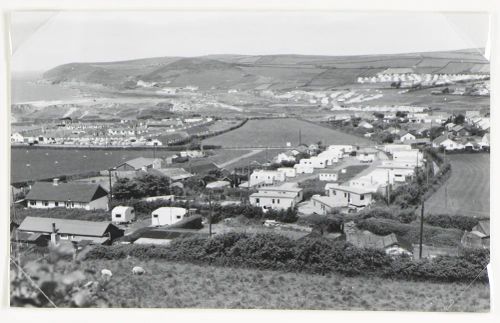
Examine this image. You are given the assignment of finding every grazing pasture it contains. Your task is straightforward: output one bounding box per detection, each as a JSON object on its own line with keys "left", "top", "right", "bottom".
{"left": 202, "top": 118, "right": 372, "bottom": 148}
{"left": 71, "top": 258, "right": 489, "bottom": 311}
{"left": 424, "top": 154, "right": 490, "bottom": 217}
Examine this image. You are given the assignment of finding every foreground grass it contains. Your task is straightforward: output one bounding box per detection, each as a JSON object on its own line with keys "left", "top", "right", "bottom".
{"left": 76, "top": 259, "right": 489, "bottom": 311}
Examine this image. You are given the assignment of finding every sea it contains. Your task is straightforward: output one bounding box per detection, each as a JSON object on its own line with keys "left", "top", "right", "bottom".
{"left": 11, "top": 72, "right": 82, "bottom": 104}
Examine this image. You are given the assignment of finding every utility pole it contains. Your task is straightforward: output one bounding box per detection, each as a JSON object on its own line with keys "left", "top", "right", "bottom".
{"left": 387, "top": 170, "right": 391, "bottom": 205}
{"left": 419, "top": 200, "right": 425, "bottom": 259}
{"left": 208, "top": 191, "right": 213, "bottom": 237}
{"left": 108, "top": 168, "right": 113, "bottom": 204}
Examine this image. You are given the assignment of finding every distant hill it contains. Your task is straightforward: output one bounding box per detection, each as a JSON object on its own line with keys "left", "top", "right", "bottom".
{"left": 42, "top": 49, "right": 489, "bottom": 91}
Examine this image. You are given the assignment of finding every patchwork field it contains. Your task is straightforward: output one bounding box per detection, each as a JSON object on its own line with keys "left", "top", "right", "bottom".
{"left": 202, "top": 118, "right": 372, "bottom": 148}
{"left": 65, "top": 258, "right": 489, "bottom": 311}
{"left": 424, "top": 153, "right": 490, "bottom": 217}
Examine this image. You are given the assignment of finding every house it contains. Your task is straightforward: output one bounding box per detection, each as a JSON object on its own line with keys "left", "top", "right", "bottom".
{"left": 318, "top": 169, "right": 338, "bottom": 182}
{"left": 451, "top": 125, "right": 470, "bottom": 137}
{"left": 111, "top": 206, "right": 135, "bottom": 223}
{"left": 348, "top": 174, "right": 388, "bottom": 193}
{"left": 277, "top": 167, "right": 297, "bottom": 178}
{"left": 327, "top": 145, "right": 354, "bottom": 154}
{"left": 249, "top": 170, "right": 286, "bottom": 187}
{"left": 184, "top": 160, "right": 219, "bottom": 175}
{"left": 25, "top": 180, "right": 109, "bottom": 211}
{"left": 433, "top": 135, "right": 463, "bottom": 151}
{"left": 356, "top": 148, "right": 378, "bottom": 163}
{"left": 324, "top": 183, "right": 373, "bottom": 209}
{"left": 310, "top": 195, "right": 344, "bottom": 215}
{"left": 16, "top": 217, "right": 123, "bottom": 245}
{"left": 206, "top": 181, "right": 231, "bottom": 190}
{"left": 151, "top": 207, "right": 187, "bottom": 226}
{"left": 273, "top": 151, "right": 296, "bottom": 164}
{"left": 398, "top": 131, "right": 416, "bottom": 142}
{"left": 479, "top": 133, "right": 490, "bottom": 148}
{"left": 249, "top": 183, "right": 303, "bottom": 210}
{"left": 115, "top": 157, "right": 162, "bottom": 171}
{"left": 317, "top": 150, "right": 340, "bottom": 165}
{"left": 346, "top": 231, "right": 411, "bottom": 256}
{"left": 294, "top": 163, "right": 314, "bottom": 174}
{"left": 299, "top": 156, "right": 327, "bottom": 169}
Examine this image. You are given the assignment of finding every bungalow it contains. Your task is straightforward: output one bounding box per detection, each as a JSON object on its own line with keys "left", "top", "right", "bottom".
{"left": 398, "top": 131, "right": 416, "bottom": 142}
{"left": 273, "top": 151, "right": 296, "bottom": 164}
{"left": 327, "top": 145, "right": 354, "bottom": 154}
{"left": 294, "top": 163, "right": 314, "bottom": 174}
{"left": 392, "top": 149, "right": 423, "bottom": 166}
{"left": 317, "top": 150, "right": 340, "bottom": 165}
{"left": 25, "top": 180, "right": 109, "bottom": 211}
{"left": 299, "top": 156, "right": 327, "bottom": 169}
{"left": 433, "top": 135, "right": 463, "bottom": 151}
{"left": 249, "top": 169, "right": 286, "bottom": 187}
{"left": 384, "top": 144, "right": 412, "bottom": 154}
{"left": 249, "top": 183, "right": 303, "bottom": 210}
{"left": 324, "top": 183, "right": 373, "bottom": 209}
{"left": 451, "top": 125, "right": 470, "bottom": 137}
{"left": 356, "top": 148, "right": 378, "bottom": 163}
{"left": 277, "top": 167, "right": 297, "bottom": 178}
{"left": 16, "top": 216, "right": 123, "bottom": 245}
{"left": 318, "top": 169, "right": 338, "bottom": 182}
{"left": 115, "top": 157, "right": 162, "bottom": 171}
{"left": 310, "top": 194, "right": 344, "bottom": 215}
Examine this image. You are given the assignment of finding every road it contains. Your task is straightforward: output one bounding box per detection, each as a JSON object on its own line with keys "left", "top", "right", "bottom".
{"left": 216, "top": 149, "right": 263, "bottom": 168}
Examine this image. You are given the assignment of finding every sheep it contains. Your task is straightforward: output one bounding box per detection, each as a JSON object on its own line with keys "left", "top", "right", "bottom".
{"left": 101, "top": 269, "right": 113, "bottom": 278}
{"left": 132, "top": 266, "right": 145, "bottom": 275}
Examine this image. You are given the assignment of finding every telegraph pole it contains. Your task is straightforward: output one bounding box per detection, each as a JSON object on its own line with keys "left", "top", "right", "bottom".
{"left": 108, "top": 168, "right": 113, "bottom": 204}
{"left": 419, "top": 200, "right": 425, "bottom": 259}
{"left": 387, "top": 170, "right": 391, "bottom": 205}
{"left": 208, "top": 191, "right": 213, "bottom": 237}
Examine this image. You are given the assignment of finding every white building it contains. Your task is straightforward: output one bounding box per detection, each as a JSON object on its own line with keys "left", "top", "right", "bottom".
{"left": 299, "top": 156, "right": 327, "bottom": 169}
{"left": 324, "top": 183, "right": 373, "bottom": 209}
{"left": 25, "top": 180, "right": 109, "bottom": 211}
{"left": 277, "top": 167, "right": 297, "bottom": 178}
{"left": 356, "top": 148, "right": 378, "bottom": 163}
{"left": 399, "top": 132, "right": 416, "bottom": 142}
{"left": 318, "top": 169, "right": 339, "bottom": 182}
{"left": 11, "top": 132, "right": 24, "bottom": 143}
{"left": 384, "top": 144, "right": 412, "bottom": 154}
{"left": 111, "top": 206, "right": 135, "bottom": 223}
{"left": 249, "top": 170, "right": 286, "bottom": 187}
{"left": 392, "top": 149, "right": 423, "bottom": 166}
{"left": 294, "top": 163, "right": 314, "bottom": 174}
{"left": 151, "top": 207, "right": 187, "bottom": 226}
{"left": 273, "top": 152, "right": 296, "bottom": 164}
{"left": 317, "top": 150, "right": 340, "bottom": 166}
{"left": 249, "top": 183, "right": 303, "bottom": 211}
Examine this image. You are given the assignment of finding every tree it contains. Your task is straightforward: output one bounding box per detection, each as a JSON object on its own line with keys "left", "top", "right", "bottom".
{"left": 454, "top": 114, "right": 465, "bottom": 125}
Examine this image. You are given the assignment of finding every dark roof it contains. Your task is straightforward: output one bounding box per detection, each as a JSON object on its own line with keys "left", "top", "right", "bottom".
{"left": 25, "top": 182, "right": 108, "bottom": 203}
{"left": 148, "top": 168, "right": 193, "bottom": 180}
{"left": 18, "top": 217, "right": 118, "bottom": 237}
{"left": 118, "top": 157, "right": 160, "bottom": 170}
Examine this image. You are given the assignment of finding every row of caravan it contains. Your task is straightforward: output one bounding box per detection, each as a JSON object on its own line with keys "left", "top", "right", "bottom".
{"left": 111, "top": 206, "right": 188, "bottom": 226}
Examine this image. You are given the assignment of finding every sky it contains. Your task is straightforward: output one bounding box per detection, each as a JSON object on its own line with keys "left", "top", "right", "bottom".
{"left": 9, "top": 11, "right": 490, "bottom": 72}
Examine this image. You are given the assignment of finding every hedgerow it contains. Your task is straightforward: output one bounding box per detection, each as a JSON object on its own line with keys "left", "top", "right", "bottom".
{"left": 84, "top": 232, "right": 489, "bottom": 283}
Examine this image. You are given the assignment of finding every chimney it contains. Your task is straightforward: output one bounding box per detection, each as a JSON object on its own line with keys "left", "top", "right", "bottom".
{"left": 53, "top": 178, "right": 59, "bottom": 186}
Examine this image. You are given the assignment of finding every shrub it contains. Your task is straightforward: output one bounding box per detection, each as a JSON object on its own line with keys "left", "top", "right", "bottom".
{"left": 425, "top": 214, "right": 480, "bottom": 231}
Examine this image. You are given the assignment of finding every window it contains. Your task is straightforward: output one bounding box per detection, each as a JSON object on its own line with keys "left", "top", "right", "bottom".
{"left": 60, "top": 234, "right": 69, "bottom": 240}
{"left": 360, "top": 194, "right": 365, "bottom": 200}
{"left": 54, "top": 202, "right": 59, "bottom": 207}
{"left": 272, "top": 199, "right": 275, "bottom": 204}
{"left": 277, "top": 199, "right": 280, "bottom": 204}
{"left": 44, "top": 202, "right": 49, "bottom": 206}
{"left": 153, "top": 214, "right": 158, "bottom": 218}
{"left": 176, "top": 215, "right": 181, "bottom": 219}
{"left": 30, "top": 201, "right": 36, "bottom": 206}
{"left": 115, "top": 214, "right": 122, "bottom": 218}
{"left": 256, "top": 198, "right": 260, "bottom": 204}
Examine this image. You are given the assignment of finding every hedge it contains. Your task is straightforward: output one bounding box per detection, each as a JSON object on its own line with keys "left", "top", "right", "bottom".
{"left": 84, "top": 232, "right": 489, "bottom": 283}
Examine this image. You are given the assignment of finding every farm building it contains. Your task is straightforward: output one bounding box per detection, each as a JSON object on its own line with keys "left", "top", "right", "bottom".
{"left": 249, "top": 183, "right": 303, "bottom": 211}
{"left": 318, "top": 169, "right": 339, "bottom": 182}
{"left": 324, "top": 183, "right": 373, "bottom": 209}
{"left": 16, "top": 217, "right": 123, "bottom": 245}
{"left": 111, "top": 206, "right": 135, "bottom": 223}
{"left": 152, "top": 207, "right": 187, "bottom": 226}
{"left": 25, "top": 180, "right": 109, "bottom": 211}
{"left": 115, "top": 157, "right": 162, "bottom": 171}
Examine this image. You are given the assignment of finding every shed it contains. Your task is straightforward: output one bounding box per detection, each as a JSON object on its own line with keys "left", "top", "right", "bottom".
{"left": 111, "top": 206, "right": 135, "bottom": 223}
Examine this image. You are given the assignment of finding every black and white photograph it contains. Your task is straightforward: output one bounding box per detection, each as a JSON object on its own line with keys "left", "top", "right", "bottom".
{"left": 6, "top": 8, "right": 492, "bottom": 312}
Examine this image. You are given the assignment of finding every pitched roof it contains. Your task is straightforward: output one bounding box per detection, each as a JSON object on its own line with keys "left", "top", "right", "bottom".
{"left": 325, "top": 183, "right": 372, "bottom": 195}
{"left": 433, "top": 134, "right": 452, "bottom": 145}
{"left": 18, "top": 217, "right": 117, "bottom": 237}
{"left": 346, "top": 231, "right": 400, "bottom": 249}
{"left": 25, "top": 182, "right": 108, "bottom": 203}
{"left": 148, "top": 168, "right": 193, "bottom": 180}
{"left": 120, "top": 157, "right": 161, "bottom": 170}
{"left": 475, "top": 220, "right": 490, "bottom": 236}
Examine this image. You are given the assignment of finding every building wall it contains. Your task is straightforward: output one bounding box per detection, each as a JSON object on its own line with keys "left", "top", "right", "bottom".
{"left": 86, "top": 196, "right": 109, "bottom": 211}
{"left": 152, "top": 208, "right": 186, "bottom": 226}
{"left": 294, "top": 164, "right": 314, "bottom": 174}
{"left": 325, "top": 188, "right": 372, "bottom": 207}
{"left": 28, "top": 196, "right": 109, "bottom": 211}
{"left": 250, "top": 196, "right": 295, "bottom": 210}
{"left": 277, "top": 168, "right": 296, "bottom": 178}
{"left": 249, "top": 171, "right": 286, "bottom": 186}
{"left": 319, "top": 173, "right": 338, "bottom": 181}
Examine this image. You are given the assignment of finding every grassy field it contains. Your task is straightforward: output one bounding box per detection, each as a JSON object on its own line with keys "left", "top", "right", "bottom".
{"left": 11, "top": 147, "right": 176, "bottom": 183}
{"left": 202, "top": 118, "right": 372, "bottom": 148}
{"left": 424, "top": 153, "right": 489, "bottom": 217}
{"left": 69, "top": 258, "right": 489, "bottom": 311}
